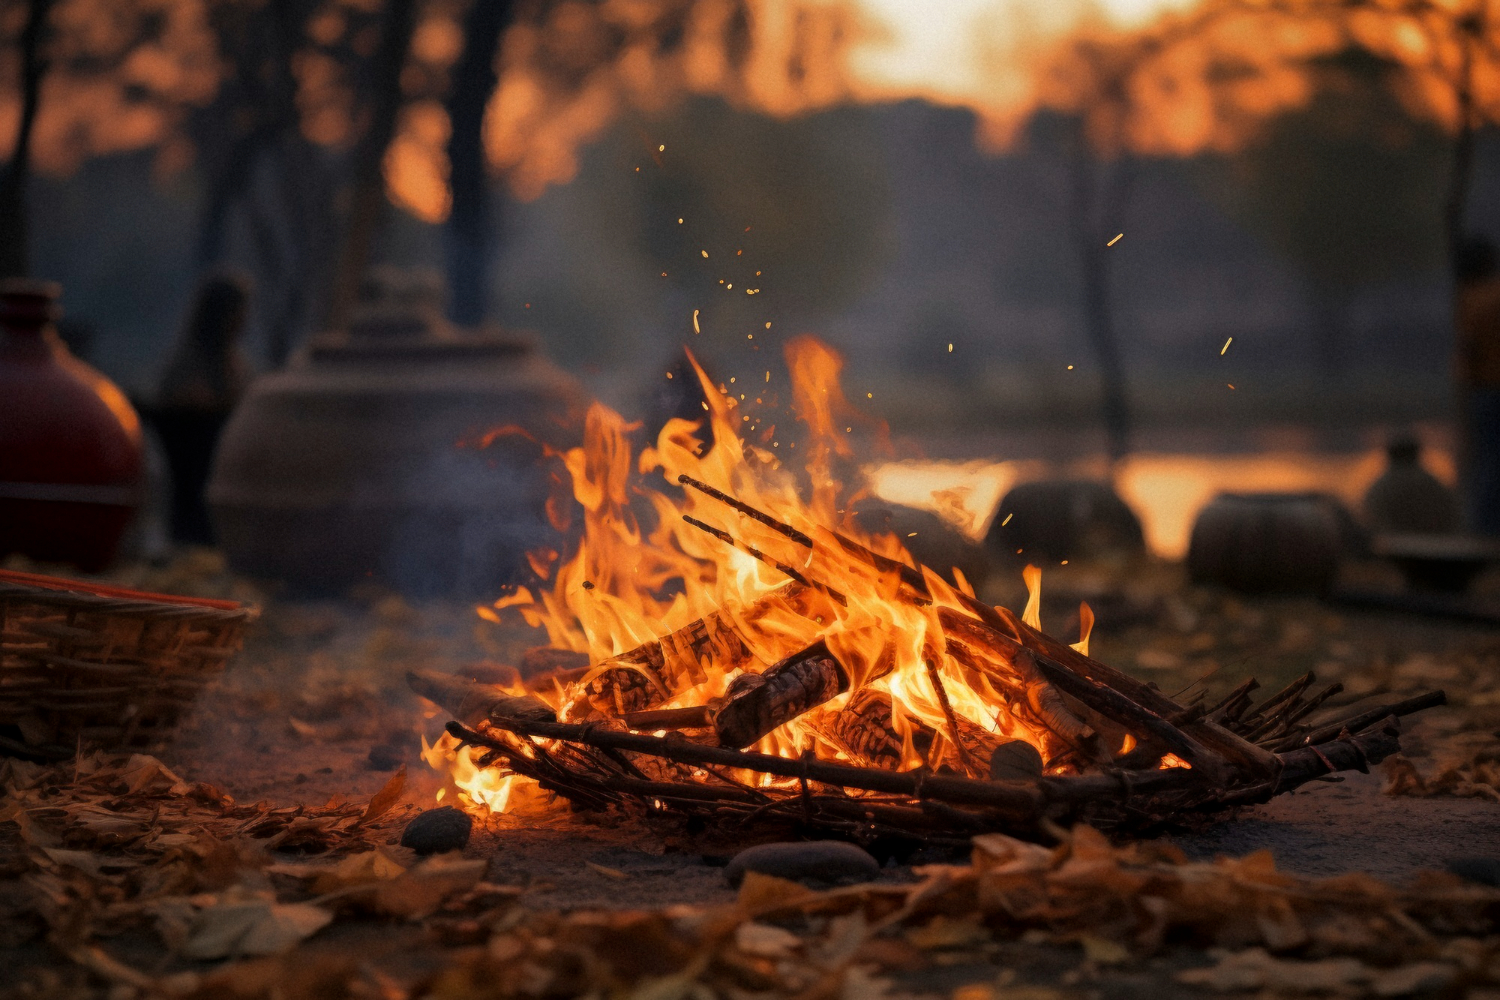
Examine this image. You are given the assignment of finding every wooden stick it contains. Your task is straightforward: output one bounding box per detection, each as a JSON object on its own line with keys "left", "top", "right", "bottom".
{"left": 406, "top": 670, "right": 555, "bottom": 726}
{"left": 452, "top": 719, "right": 1046, "bottom": 815}
{"left": 923, "top": 649, "right": 977, "bottom": 775}
{"left": 1274, "top": 691, "right": 1445, "bottom": 752}
{"left": 682, "top": 515, "right": 847, "bottom": 606}
{"left": 621, "top": 705, "right": 716, "bottom": 731}
{"left": 677, "top": 475, "right": 815, "bottom": 548}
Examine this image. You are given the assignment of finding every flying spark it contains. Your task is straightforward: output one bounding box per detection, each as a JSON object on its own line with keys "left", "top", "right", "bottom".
{"left": 692, "top": 309, "right": 700, "bottom": 334}
{"left": 1221, "top": 336, "right": 1233, "bottom": 355}
{"left": 1107, "top": 233, "right": 1124, "bottom": 247}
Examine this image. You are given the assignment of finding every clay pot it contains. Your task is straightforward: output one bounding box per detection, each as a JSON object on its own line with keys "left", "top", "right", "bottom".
{"left": 1187, "top": 493, "right": 1342, "bottom": 594}
{"left": 1362, "top": 435, "right": 1460, "bottom": 535}
{"left": 0, "top": 280, "right": 143, "bottom": 571}
{"left": 985, "top": 480, "right": 1144, "bottom": 563}
{"left": 207, "top": 271, "right": 587, "bottom": 595}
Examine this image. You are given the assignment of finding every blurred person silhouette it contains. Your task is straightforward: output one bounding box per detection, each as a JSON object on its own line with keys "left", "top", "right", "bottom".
{"left": 152, "top": 272, "right": 252, "bottom": 544}
{"left": 1456, "top": 236, "right": 1500, "bottom": 536}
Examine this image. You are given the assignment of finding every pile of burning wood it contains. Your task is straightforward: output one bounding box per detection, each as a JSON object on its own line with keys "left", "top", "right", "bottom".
{"left": 411, "top": 341, "right": 1443, "bottom": 845}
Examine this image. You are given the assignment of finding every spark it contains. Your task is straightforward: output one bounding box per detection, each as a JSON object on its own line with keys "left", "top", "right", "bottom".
{"left": 748, "top": 333, "right": 753, "bottom": 339}
{"left": 658, "top": 144, "right": 665, "bottom": 151}
{"left": 677, "top": 218, "right": 683, "bottom": 224}
{"left": 1228, "top": 384, "right": 1236, "bottom": 389}
{"left": 1001, "top": 512, "right": 1013, "bottom": 526}
{"left": 907, "top": 532, "right": 918, "bottom": 537}
{"left": 701, "top": 250, "right": 708, "bottom": 258}
{"left": 764, "top": 322, "right": 771, "bottom": 328}
{"left": 701, "top": 401, "right": 709, "bottom": 411}
{"left": 692, "top": 309, "right": 700, "bottom": 334}
{"left": 866, "top": 392, "right": 873, "bottom": 398}
{"left": 1067, "top": 364, "right": 1074, "bottom": 370}
{"left": 765, "top": 371, "right": 770, "bottom": 382}
{"left": 727, "top": 283, "right": 733, "bottom": 290}
{"left": 1107, "top": 233, "right": 1123, "bottom": 247}
{"left": 1221, "top": 336, "right": 1233, "bottom": 355}
{"left": 665, "top": 372, "right": 673, "bottom": 379}
{"left": 948, "top": 343, "right": 953, "bottom": 352}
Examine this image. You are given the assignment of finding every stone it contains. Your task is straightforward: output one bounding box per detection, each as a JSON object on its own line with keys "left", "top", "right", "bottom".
{"left": 1446, "top": 857, "right": 1500, "bottom": 887}
{"left": 723, "top": 841, "right": 881, "bottom": 888}
{"left": 400, "top": 806, "right": 472, "bottom": 856}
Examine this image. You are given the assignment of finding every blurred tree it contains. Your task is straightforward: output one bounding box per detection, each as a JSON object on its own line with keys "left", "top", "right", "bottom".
{"left": 0, "top": 0, "right": 55, "bottom": 278}
{"left": 442, "top": 0, "right": 515, "bottom": 327}
{"left": 1197, "top": 47, "right": 1448, "bottom": 378}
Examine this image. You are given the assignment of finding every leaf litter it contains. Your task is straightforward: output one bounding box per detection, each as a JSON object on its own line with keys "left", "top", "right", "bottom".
{"left": 4, "top": 747, "right": 1499, "bottom": 999}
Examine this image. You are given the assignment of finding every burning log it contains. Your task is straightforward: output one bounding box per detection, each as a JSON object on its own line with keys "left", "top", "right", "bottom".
{"left": 814, "top": 689, "right": 906, "bottom": 769}
{"left": 569, "top": 584, "right": 817, "bottom": 718}
{"left": 406, "top": 670, "right": 555, "bottom": 726}
{"left": 713, "top": 640, "right": 849, "bottom": 749}
{"left": 944, "top": 717, "right": 1046, "bottom": 781}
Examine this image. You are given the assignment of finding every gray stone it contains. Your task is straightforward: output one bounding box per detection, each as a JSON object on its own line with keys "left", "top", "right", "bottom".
{"left": 723, "top": 841, "right": 880, "bottom": 888}
{"left": 1446, "top": 857, "right": 1500, "bottom": 887}
{"left": 400, "top": 806, "right": 472, "bottom": 855}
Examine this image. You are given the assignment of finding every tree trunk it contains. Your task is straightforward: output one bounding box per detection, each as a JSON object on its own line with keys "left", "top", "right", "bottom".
{"left": 443, "top": 0, "right": 515, "bottom": 327}
{"left": 1068, "top": 132, "right": 1133, "bottom": 464}
{"left": 0, "top": 0, "right": 55, "bottom": 279}
{"left": 1444, "top": 11, "right": 1480, "bottom": 276}
{"left": 325, "top": 0, "right": 419, "bottom": 333}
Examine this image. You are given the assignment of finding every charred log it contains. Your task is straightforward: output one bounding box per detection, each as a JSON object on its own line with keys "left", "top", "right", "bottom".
{"left": 406, "top": 670, "right": 555, "bottom": 727}
{"left": 714, "top": 640, "right": 849, "bottom": 749}
{"left": 569, "top": 584, "right": 813, "bottom": 717}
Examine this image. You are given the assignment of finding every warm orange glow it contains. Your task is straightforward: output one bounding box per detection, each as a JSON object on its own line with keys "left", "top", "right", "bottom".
{"left": 863, "top": 459, "right": 1034, "bottom": 541}
{"left": 1115, "top": 447, "right": 1455, "bottom": 561}
{"left": 424, "top": 337, "right": 1129, "bottom": 810}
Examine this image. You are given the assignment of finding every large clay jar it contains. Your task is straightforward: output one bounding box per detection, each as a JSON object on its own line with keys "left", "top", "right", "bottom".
{"left": 985, "top": 480, "right": 1144, "bottom": 563}
{"left": 207, "top": 270, "right": 587, "bottom": 595}
{"left": 0, "top": 280, "right": 143, "bottom": 571}
{"left": 1187, "top": 493, "right": 1341, "bottom": 594}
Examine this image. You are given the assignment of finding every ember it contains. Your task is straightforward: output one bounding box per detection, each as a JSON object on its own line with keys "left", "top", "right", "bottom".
{"left": 415, "top": 338, "right": 1444, "bottom": 844}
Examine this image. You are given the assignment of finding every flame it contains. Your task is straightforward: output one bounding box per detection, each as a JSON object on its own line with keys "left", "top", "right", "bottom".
{"left": 1072, "top": 601, "right": 1094, "bottom": 659}
{"left": 425, "top": 335, "right": 1138, "bottom": 811}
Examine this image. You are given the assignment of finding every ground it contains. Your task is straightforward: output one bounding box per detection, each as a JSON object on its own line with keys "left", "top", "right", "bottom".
{"left": 2, "top": 549, "right": 1498, "bottom": 998}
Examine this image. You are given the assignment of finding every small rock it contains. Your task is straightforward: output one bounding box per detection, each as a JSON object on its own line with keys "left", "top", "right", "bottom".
{"left": 1446, "top": 857, "right": 1500, "bottom": 887}
{"left": 400, "top": 807, "right": 472, "bottom": 855}
{"left": 724, "top": 841, "right": 880, "bottom": 888}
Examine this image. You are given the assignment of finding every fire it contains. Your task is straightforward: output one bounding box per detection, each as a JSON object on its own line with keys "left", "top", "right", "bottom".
{"left": 425, "top": 336, "right": 1119, "bottom": 813}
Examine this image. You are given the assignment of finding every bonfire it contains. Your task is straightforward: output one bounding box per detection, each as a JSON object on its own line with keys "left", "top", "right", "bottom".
{"left": 415, "top": 338, "right": 1441, "bottom": 845}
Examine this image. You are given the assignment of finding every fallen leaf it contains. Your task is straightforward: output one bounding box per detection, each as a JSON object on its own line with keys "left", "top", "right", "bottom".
{"left": 1079, "top": 933, "right": 1130, "bottom": 965}
{"left": 41, "top": 848, "right": 103, "bottom": 877}
{"left": 181, "top": 898, "right": 332, "bottom": 959}
{"left": 734, "top": 921, "right": 802, "bottom": 958}
{"left": 358, "top": 765, "right": 406, "bottom": 825}
{"left": 369, "top": 856, "right": 487, "bottom": 918}
{"left": 585, "top": 861, "right": 629, "bottom": 881}
{"left": 736, "top": 871, "right": 813, "bottom": 913}
{"left": 311, "top": 849, "right": 407, "bottom": 894}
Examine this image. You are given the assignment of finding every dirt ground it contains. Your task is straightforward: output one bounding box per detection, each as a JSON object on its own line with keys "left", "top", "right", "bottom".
{"left": 4, "top": 550, "right": 1500, "bottom": 997}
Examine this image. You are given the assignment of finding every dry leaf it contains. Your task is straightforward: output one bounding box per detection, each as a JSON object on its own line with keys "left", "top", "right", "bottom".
{"left": 41, "top": 848, "right": 104, "bottom": 877}
{"left": 312, "top": 849, "right": 407, "bottom": 894}
{"left": 736, "top": 871, "right": 814, "bottom": 913}
{"left": 369, "top": 856, "right": 487, "bottom": 918}
{"left": 358, "top": 765, "right": 406, "bottom": 825}
{"left": 585, "top": 861, "right": 629, "bottom": 881}
{"left": 181, "top": 897, "right": 333, "bottom": 959}
{"left": 734, "top": 921, "right": 802, "bottom": 958}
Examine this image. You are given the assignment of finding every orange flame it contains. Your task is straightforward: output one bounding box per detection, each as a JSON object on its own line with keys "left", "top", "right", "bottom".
{"left": 426, "top": 336, "right": 1106, "bottom": 810}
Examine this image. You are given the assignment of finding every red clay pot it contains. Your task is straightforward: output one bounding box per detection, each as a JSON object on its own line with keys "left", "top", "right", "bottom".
{"left": 0, "top": 280, "right": 142, "bottom": 571}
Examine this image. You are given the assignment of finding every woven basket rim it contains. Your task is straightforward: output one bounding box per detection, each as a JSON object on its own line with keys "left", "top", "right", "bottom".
{"left": 0, "top": 568, "right": 260, "bottom": 623}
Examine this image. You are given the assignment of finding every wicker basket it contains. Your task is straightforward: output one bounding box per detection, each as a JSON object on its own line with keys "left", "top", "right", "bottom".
{"left": 0, "top": 568, "right": 259, "bottom": 757}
